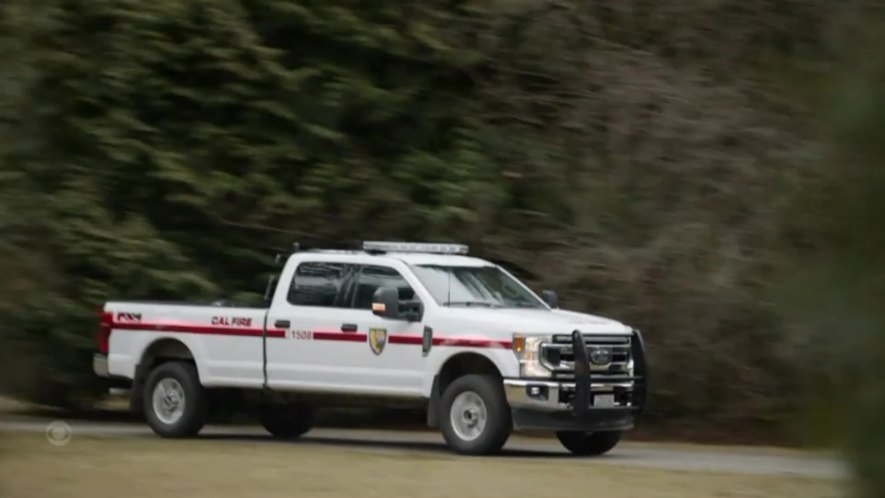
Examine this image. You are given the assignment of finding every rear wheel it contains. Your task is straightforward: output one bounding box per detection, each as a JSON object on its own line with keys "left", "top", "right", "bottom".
{"left": 556, "top": 430, "right": 622, "bottom": 456}
{"left": 439, "top": 374, "right": 511, "bottom": 455}
{"left": 259, "top": 403, "right": 314, "bottom": 439}
{"left": 143, "top": 362, "right": 208, "bottom": 438}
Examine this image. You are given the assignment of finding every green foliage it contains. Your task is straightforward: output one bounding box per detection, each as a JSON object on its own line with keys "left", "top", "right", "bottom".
{"left": 779, "top": 12, "right": 885, "bottom": 495}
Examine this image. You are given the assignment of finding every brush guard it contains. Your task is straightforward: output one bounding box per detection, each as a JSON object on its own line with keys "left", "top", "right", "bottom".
{"left": 571, "top": 328, "right": 648, "bottom": 416}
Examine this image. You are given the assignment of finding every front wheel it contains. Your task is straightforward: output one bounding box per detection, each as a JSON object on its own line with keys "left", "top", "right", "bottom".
{"left": 556, "top": 430, "right": 622, "bottom": 456}
{"left": 439, "top": 374, "right": 512, "bottom": 455}
{"left": 143, "top": 361, "right": 208, "bottom": 438}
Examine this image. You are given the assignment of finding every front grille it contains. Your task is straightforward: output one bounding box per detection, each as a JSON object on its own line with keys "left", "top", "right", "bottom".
{"left": 541, "top": 334, "right": 632, "bottom": 378}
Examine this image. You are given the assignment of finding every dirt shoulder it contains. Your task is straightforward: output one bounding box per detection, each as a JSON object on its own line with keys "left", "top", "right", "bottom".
{"left": 0, "top": 433, "right": 842, "bottom": 498}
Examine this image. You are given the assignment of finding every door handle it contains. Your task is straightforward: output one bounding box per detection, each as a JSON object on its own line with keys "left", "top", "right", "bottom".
{"left": 341, "top": 323, "right": 358, "bottom": 332}
{"left": 274, "top": 320, "right": 290, "bottom": 329}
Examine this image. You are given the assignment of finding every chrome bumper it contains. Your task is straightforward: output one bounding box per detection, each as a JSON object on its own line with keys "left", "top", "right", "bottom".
{"left": 93, "top": 353, "right": 109, "bottom": 378}
{"left": 503, "top": 379, "right": 634, "bottom": 412}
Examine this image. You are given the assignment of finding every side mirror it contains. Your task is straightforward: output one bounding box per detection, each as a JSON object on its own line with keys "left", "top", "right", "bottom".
{"left": 400, "top": 299, "right": 424, "bottom": 322}
{"left": 371, "top": 287, "right": 400, "bottom": 319}
{"left": 541, "top": 290, "right": 558, "bottom": 308}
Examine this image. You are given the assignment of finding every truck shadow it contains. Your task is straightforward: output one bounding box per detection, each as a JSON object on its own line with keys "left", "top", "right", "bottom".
{"left": 198, "top": 433, "right": 570, "bottom": 459}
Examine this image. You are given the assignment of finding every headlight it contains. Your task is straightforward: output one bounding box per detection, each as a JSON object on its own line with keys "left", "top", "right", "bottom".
{"left": 512, "top": 334, "right": 552, "bottom": 378}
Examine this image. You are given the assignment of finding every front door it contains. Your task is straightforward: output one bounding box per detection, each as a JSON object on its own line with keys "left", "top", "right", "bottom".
{"left": 348, "top": 264, "right": 425, "bottom": 394}
{"left": 265, "top": 261, "right": 425, "bottom": 397}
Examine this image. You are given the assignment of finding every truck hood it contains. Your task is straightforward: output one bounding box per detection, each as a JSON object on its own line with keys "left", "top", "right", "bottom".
{"left": 439, "top": 307, "right": 631, "bottom": 336}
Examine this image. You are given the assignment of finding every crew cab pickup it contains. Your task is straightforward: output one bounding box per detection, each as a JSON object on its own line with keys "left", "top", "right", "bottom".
{"left": 94, "top": 241, "right": 647, "bottom": 455}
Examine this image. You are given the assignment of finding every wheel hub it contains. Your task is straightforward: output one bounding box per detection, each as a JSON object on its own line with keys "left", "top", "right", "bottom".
{"left": 450, "top": 391, "right": 488, "bottom": 442}
{"left": 462, "top": 409, "right": 479, "bottom": 426}
{"left": 152, "top": 377, "right": 186, "bottom": 425}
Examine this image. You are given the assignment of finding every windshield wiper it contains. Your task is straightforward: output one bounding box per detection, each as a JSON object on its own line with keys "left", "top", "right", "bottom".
{"left": 444, "top": 300, "right": 501, "bottom": 308}
{"left": 509, "top": 302, "right": 543, "bottom": 308}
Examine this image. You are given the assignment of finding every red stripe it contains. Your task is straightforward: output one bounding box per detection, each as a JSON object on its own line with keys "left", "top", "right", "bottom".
{"left": 113, "top": 322, "right": 286, "bottom": 338}
{"left": 387, "top": 334, "right": 510, "bottom": 349}
{"left": 113, "top": 321, "right": 509, "bottom": 348}
{"left": 433, "top": 337, "right": 512, "bottom": 349}
{"left": 313, "top": 331, "right": 367, "bottom": 342}
{"left": 388, "top": 334, "right": 423, "bottom": 345}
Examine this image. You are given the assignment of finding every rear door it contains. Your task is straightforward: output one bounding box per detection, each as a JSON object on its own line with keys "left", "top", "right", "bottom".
{"left": 265, "top": 261, "right": 364, "bottom": 391}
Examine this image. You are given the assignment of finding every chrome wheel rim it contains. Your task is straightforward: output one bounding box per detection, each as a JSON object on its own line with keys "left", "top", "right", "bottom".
{"left": 152, "top": 378, "right": 186, "bottom": 425}
{"left": 450, "top": 391, "right": 487, "bottom": 442}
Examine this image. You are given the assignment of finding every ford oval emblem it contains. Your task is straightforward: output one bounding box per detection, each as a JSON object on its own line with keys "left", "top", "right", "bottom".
{"left": 589, "top": 347, "right": 613, "bottom": 366}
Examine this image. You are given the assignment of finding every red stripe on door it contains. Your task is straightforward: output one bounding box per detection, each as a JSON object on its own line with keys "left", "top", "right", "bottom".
{"left": 313, "top": 331, "right": 367, "bottom": 342}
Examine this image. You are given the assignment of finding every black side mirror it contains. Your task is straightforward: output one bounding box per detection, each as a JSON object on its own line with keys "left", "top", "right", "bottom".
{"left": 400, "top": 300, "right": 424, "bottom": 322}
{"left": 541, "top": 290, "right": 558, "bottom": 308}
{"left": 371, "top": 287, "right": 400, "bottom": 319}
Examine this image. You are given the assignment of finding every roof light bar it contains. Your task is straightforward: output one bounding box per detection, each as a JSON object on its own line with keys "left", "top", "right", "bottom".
{"left": 362, "top": 241, "right": 469, "bottom": 255}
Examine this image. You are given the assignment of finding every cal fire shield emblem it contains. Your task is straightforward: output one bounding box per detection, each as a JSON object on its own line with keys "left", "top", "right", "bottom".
{"left": 369, "top": 327, "right": 388, "bottom": 355}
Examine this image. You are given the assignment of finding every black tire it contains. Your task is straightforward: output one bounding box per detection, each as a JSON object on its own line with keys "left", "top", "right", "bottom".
{"left": 258, "top": 404, "right": 314, "bottom": 439}
{"left": 439, "top": 374, "right": 512, "bottom": 455}
{"left": 143, "top": 362, "right": 208, "bottom": 438}
{"left": 556, "top": 430, "right": 622, "bottom": 456}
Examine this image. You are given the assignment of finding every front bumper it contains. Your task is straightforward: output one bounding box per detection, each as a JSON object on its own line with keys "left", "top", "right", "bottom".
{"left": 503, "top": 378, "right": 641, "bottom": 431}
{"left": 503, "top": 328, "right": 648, "bottom": 432}
{"left": 503, "top": 378, "right": 636, "bottom": 412}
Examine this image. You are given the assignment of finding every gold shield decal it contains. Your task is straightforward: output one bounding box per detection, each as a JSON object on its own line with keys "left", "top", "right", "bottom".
{"left": 369, "top": 327, "right": 388, "bottom": 355}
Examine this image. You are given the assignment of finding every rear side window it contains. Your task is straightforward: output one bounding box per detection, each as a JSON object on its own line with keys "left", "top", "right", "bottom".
{"left": 288, "top": 262, "right": 357, "bottom": 307}
{"left": 353, "top": 265, "right": 416, "bottom": 310}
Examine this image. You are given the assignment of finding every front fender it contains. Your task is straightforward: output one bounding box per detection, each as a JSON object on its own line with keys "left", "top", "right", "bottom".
{"left": 421, "top": 345, "right": 519, "bottom": 397}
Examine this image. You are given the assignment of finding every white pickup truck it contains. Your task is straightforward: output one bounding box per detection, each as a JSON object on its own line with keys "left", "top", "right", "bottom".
{"left": 94, "top": 241, "right": 647, "bottom": 455}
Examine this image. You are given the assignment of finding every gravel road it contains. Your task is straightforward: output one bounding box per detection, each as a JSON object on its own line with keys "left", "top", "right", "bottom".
{"left": 0, "top": 416, "right": 845, "bottom": 479}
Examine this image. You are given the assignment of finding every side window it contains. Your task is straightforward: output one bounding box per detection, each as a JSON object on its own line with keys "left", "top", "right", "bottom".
{"left": 287, "top": 262, "right": 357, "bottom": 307}
{"left": 353, "top": 265, "right": 416, "bottom": 310}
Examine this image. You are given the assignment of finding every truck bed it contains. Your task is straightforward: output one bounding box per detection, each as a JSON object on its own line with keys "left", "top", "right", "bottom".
{"left": 103, "top": 301, "right": 277, "bottom": 339}
{"left": 102, "top": 300, "right": 277, "bottom": 387}
{"left": 108, "top": 299, "right": 269, "bottom": 309}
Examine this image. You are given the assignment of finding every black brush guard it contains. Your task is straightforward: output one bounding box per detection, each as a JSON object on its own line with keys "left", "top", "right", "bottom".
{"left": 571, "top": 329, "right": 648, "bottom": 416}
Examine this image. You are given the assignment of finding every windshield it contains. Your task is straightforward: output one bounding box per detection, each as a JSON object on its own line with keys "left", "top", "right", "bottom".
{"left": 411, "top": 265, "right": 547, "bottom": 309}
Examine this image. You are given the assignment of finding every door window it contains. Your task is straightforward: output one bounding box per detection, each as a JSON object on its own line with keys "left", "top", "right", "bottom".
{"left": 353, "top": 265, "right": 415, "bottom": 309}
{"left": 287, "top": 262, "right": 357, "bottom": 307}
